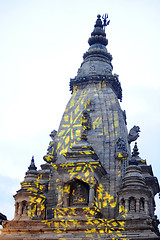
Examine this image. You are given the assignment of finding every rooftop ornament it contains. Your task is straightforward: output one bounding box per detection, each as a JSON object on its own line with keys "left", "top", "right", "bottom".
{"left": 28, "top": 156, "right": 37, "bottom": 171}
{"left": 102, "top": 13, "right": 110, "bottom": 31}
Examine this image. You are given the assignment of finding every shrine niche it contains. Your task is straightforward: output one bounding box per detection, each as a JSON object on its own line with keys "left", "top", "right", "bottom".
{"left": 69, "top": 179, "right": 89, "bottom": 206}
{"left": 139, "top": 197, "right": 145, "bottom": 212}
{"left": 129, "top": 197, "right": 136, "bottom": 212}
{"left": 121, "top": 198, "right": 125, "bottom": 212}
{"left": 22, "top": 200, "right": 28, "bottom": 216}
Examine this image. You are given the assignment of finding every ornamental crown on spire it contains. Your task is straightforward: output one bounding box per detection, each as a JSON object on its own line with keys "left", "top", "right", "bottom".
{"left": 70, "top": 14, "right": 122, "bottom": 101}
{"left": 94, "top": 14, "right": 110, "bottom": 30}
{"left": 88, "top": 14, "right": 110, "bottom": 46}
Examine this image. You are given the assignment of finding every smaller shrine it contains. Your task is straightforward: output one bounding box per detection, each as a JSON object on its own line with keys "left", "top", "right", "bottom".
{"left": 0, "top": 213, "right": 7, "bottom": 225}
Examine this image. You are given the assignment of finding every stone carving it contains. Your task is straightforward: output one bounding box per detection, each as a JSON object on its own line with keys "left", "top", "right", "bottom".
{"left": 89, "top": 65, "right": 96, "bottom": 74}
{"left": 140, "top": 198, "right": 145, "bottom": 212}
{"left": 80, "top": 110, "right": 91, "bottom": 141}
{"left": 50, "top": 130, "right": 57, "bottom": 140}
{"left": 129, "top": 197, "right": 136, "bottom": 212}
{"left": 70, "top": 74, "right": 122, "bottom": 101}
{"left": 121, "top": 199, "right": 125, "bottom": 212}
{"left": 43, "top": 130, "right": 57, "bottom": 163}
{"left": 115, "top": 137, "right": 128, "bottom": 160}
{"left": 104, "top": 66, "right": 111, "bottom": 74}
{"left": 77, "top": 68, "right": 82, "bottom": 74}
{"left": 77, "top": 68, "right": 84, "bottom": 76}
{"left": 122, "top": 110, "right": 127, "bottom": 125}
{"left": 15, "top": 202, "right": 19, "bottom": 217}
{"left": 69, "top": 180, "right": 89, "bottom": 206}
{"left": 128, "top": 126, "right": 140, "bottom": 144}
{"left": 113, "top": 73, "right": 119, "bottom": 79}
{"left": 22, "top": 201, "right": 28, "bottom": 216}
{"left": 85, "top": 98, "right": 95, "bottom": 112}
{"left": 116, "top": 137, "right": 126, "bottom": 152}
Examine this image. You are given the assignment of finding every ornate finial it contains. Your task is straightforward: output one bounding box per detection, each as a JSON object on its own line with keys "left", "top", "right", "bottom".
{"left": 88, "top": 14, "right": 108, "bottom": 47}
{"left": 28, "top": 156, "right": 37, "bottom": 171}
{"left": 94, "top": 14, "right": 103, "bottom": 28}
{"left": 132, "top": 142, "right": 139, "bottom": 157}
{"left": 102, "top": 13, "right": 110, "bottom": 31}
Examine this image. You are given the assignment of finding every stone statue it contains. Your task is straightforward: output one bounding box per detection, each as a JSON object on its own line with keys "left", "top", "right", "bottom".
{"left": 70, "top": 181, "right": 89, "bottom": 206}
{"left": 80, "top": 110, "right": 91, "bottom": 141}
{"left": 43, "top": 130, "right": 57, "bottom": 163}
{"left": 49, "top": 130, "right": 57, "bottom": 140}
{"left": 115, "top": 137, "right": 128, "bottom": 160}
{"left": 129, "top": 198, "right": 136, "bottom": 212}
{"left": 128, "top": 126, "right": 140, "bottom": 144}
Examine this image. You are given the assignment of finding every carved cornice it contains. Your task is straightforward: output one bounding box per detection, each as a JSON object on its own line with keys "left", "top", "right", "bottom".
{"left": 83, "top": 46, "right": 112, "bottom": 60}
{"left": 70, "top": 74, "right": 122, "bottom": 101}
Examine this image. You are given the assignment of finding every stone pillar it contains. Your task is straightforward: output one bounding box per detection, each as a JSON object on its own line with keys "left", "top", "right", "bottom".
{"left": 144, "top": 200, "right": 149, "bottom": 215}
{"left": 63, "top": 192, "right": 69, "bottom": 207}
{"left": 18, "top": 202, "right": 22, "bottom": 216}
{"left": 125, "top": 199, "right": 129, "bottom": 212}
{"left": 136, "top": 199, "right": 140, "bottom": 212}
{"left": 28, "top": 204, "right": 32, "bottom": 218}
{"left": 89, "top": 185, "right": 95, "bottom": 206}
{"left": 14, "top": 202, "right": 18, "bottom": 218}
{"left": 57, "top": 185, "right": 63, "bottom": 207}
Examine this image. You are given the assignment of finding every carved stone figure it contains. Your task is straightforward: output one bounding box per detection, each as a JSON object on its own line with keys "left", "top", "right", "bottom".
{"left": 22, "top": 201, "right": 28, "bottom": 215}
{"left": 140, "top": 198, "right": 145, "bottom": 212}
{"left": 129, "top": 197, "right": 136, "bottom": 212}
{"left": 122, "top": 110, "right": 127, "bottom": 125}
{"left": 43, "top": 129, "right": 57, "bottom": 163}
{"left": 80, "top": 110, "right": 91, "bottom": 141}
{"left": 69, "top": 180, "right": 89, "bottom": 206}
{"left": 85, "top": 98, "right": 95, "bottom": 112}
{"left": 89, "top": 65, "right": 96, "bottom": 74}
{"left": 128, "top": 126, "right": 140, "bottom": 144}
{"left": 50, "top": 130, "right": 57, "bottom": 140}
{"left": 115, "top": 137, "right": 128, "bottom": 160}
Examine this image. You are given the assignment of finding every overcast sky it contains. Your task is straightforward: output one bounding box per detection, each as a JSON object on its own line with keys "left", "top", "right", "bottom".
{"left": 0, "top": 0, "right": 160, "bottom": 221}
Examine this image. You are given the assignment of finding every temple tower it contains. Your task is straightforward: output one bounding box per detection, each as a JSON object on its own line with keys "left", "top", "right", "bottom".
{"left": 44, "top": 14, "right": 130, "bottom": 220}
{"left": 0, "top": 14, "right": 159, "bottom": 240}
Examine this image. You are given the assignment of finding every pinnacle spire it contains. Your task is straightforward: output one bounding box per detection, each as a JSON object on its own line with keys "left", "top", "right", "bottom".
{"left": 132, "top": 142, "right": 139, "bottom": 157}
{"left": 88, "top": 14, "right": 109, "bottom": 47}
{"left": 28, "top": 156, "right": 37, "bottom": 171}
{"left": 70, "top": 14, "right": 122, "bottom": 101}
{"left": 94, "top": 14, "right": 103, "bottom": 28}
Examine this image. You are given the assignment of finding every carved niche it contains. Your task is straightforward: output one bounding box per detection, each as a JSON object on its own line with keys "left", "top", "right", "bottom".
{"left": 129, "top": 197, "right": 136, "bottom": 212}
{"left": 69, "top": 180, "right": 89, "bottom": 206}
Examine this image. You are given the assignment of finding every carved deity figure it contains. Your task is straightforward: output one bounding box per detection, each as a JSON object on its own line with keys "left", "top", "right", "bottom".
{"left": 140, "top": 198, "right": 145, "bottom": 212}
{"left": 22, "top": 201, "right": 28, "bottom": 215}
{"left": 43, "top": 130, "right": 57, "bottom": 163}
{"left": 129, "top": 197, "right": 136, "bottom": 212}
{"left": 115, "top": 137, "right": 128, "bottom": 160}
{"left": 69, "top": 180, "right": 89, "bottom": 206}
{"left": 80, "top": 110, "right": 91, "bottom": 141}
